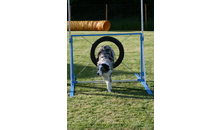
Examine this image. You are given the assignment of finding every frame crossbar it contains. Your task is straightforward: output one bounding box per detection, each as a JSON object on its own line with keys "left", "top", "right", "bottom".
{"left": 71, "top": 33, "right": 142, "bottom": 37}
{"left": 76, "top": 79, "right": 138, "bottom": 84}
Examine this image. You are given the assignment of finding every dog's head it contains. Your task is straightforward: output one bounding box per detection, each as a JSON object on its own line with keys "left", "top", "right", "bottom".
{"left": 97, "top": 63, "right": 111, "bottom": 76}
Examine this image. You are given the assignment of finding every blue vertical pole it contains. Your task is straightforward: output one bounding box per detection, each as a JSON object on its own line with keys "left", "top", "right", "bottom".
{"left": 68, "top": 0, "right": 75, "bottom": 97}
{"left": 140, "top": 0, "right": 144, "bottom": 80}
{"left": 140, "top": 0, "right": 152, "bottom": 94}
{"left": 140, "top": 34, "right": 144, "bottom": 79}
{"left": 69, "top": 36, "right": 75, "bottom": 97}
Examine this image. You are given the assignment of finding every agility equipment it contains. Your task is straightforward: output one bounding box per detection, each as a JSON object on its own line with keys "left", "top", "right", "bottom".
{"left": 67, "top": 0, "right": 153, "bottom": 97}
{"left": 67, "top": 20, "right": 110, "bottom": 31}
{"left": 90, "top": 36, "right": 124, "bottom": 68}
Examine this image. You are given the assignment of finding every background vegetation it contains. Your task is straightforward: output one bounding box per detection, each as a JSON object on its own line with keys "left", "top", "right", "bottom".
{"left": 69, "top": 0, "right": 154, "bottom": 4}
{"left": 67, "top": 0, "right": 154, "bottom": 31}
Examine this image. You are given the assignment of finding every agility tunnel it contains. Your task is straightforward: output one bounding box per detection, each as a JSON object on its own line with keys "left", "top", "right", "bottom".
{"left": 67, "top": 20, "right": 111, "bottom": 31}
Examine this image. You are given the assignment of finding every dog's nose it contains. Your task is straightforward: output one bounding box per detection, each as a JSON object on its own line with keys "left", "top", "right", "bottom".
{"left": 97, "top": 73, "right": 99, "bottom": 76}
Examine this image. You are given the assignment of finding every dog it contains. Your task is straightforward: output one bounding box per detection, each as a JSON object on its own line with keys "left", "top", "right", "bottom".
{"left": 97, "top": 45, "right": 115, "bottom": 92}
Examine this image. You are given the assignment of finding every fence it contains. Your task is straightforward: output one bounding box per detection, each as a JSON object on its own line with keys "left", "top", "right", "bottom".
{"left": 67, "top": 4, "right": 154, "bottom": 31}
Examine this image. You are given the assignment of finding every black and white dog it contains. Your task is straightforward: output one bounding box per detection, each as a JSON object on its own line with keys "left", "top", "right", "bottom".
{"left": 97, "top": 45, "right": 115, "bottom": 92}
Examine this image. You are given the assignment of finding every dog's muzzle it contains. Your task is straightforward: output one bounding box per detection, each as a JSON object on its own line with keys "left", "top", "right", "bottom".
{"left": 97, "top": 71, "right": 102, "bottom": 76}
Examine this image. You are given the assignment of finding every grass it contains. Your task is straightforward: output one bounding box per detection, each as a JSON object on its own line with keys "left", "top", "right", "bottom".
{"left": 67, "top": 31, "right": 154, "bottom": 129}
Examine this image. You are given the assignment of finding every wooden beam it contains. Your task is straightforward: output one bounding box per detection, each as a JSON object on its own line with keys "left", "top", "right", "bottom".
{"left": 145, "top": 4, "right": 147, "bottom": 29}
{"left": 106, "top": 4, "right": 108, "bottom": 20}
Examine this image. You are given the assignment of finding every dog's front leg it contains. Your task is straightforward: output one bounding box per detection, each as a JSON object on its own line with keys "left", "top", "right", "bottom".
{"left": 105, "top": 80, "right": 111, "bottom": 92}
{"left": 102, "top": 75, "right": 112, "bottom": 92}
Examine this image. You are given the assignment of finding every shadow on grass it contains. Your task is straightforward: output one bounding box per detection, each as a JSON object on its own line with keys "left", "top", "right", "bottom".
{"left": 78, "top": 92, "right": 154, "bottom": 99}
{"left": 67, "top": 81, "right": 154, "bottom": 99}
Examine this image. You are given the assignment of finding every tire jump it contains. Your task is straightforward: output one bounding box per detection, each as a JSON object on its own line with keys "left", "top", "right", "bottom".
{"left": 90, "top": 36, "right": 124, "bottom": 68}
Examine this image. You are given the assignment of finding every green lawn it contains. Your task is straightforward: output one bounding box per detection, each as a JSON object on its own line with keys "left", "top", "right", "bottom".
{"left": 67, "top": 31, "right": 154, "bottom": 129}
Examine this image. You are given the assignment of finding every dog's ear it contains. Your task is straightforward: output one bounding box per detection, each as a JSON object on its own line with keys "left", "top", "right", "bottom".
{"left": 96, "top": 58, "right": 99, "bottom": 66}
{"left": 102, "top": 64, "right": 110, "bottom": 71}
{"left": 96, "top": 53, "right": 99, "bottom": 66}
{"left": 96, "top": 52, "right": 101, "bottom": 66}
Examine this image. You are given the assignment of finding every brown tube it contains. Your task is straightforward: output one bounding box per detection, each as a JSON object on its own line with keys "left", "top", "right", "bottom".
{"left": 67, "top": 20, "right": 110, "bottom": 31}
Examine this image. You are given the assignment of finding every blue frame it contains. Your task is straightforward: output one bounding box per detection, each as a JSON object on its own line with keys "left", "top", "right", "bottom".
{"left": 69, "top": 33, "right": 152, "bottom": 97}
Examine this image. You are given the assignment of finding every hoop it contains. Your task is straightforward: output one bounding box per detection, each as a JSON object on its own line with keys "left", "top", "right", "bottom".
{"left": 90, "top": 36, "right": 124, "bottom": 68}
